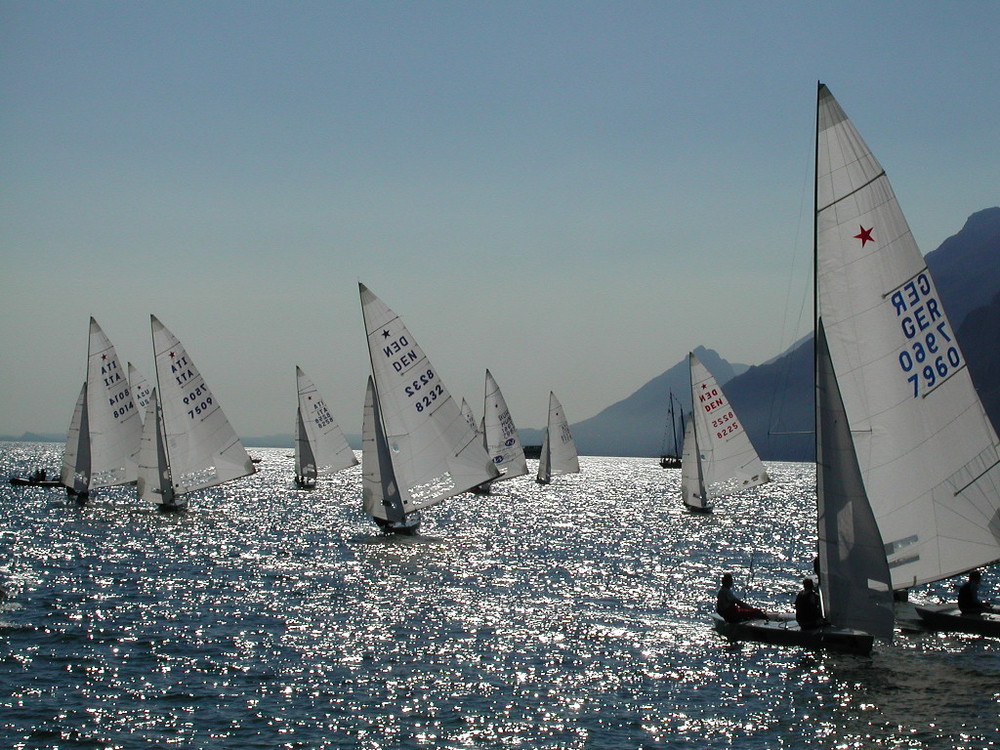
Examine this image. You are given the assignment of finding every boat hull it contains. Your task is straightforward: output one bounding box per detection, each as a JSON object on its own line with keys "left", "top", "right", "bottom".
{"left": 711, "top": 613, "right": 875, "bottom": 655}
{"left": 9, "top": 477, "right": 62, "bottom": 488}
{"left": 914, "top": 604, "right": 1000, "bottom": 638}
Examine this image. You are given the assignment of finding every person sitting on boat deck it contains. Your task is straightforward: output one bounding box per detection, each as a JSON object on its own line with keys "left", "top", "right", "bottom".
{"left": 957, "top": 570, "right": 995, "bottom": 614}
{"left": 794, "top": 577, "right": 827, "bottom": 629}
{"left": 716, "top": 572, "right": 767, "bottom": 623}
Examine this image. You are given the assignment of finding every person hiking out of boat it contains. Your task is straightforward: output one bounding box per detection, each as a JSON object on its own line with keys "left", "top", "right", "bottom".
{"left": 716, "top": 573, "right": 766, "bottom": 623}
{"left": 957, "top": 570, "right": 995, "bottom": 614}
{"left": 794, "top": 577, "right": 827, "bottom": 629}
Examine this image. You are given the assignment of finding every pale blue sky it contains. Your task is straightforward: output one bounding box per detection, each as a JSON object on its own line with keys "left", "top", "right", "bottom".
{"left": 2, "top": 1, "right": 998, "bottom": 439}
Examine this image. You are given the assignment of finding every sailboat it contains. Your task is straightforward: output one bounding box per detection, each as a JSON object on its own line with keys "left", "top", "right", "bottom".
{"left": 809, "top": 85, "right": 1000, "bottom": 636}
{"left": 536, "top": 391, "right": 580, "bottom": 485}
{"left": 59, "top": 318, "right": 143, "bottom": 503}
{"left": 475, "top": 369, "right": 528, "bottom": 492}
{"left": 658, "top": 390, "right": 683, "bottom": 469}
{"left": 680, "top": 352, "right": 770, "bottom": 512}
{"left": 136, "top": 315, "right": 256, "bottom": 511}
{"left": 293, "top": 366, "right": 358, "bottom": 489}
{"left": 359, "top": 283, "right": 500, "bottom": 533}
{"left": 713, "top": 83, "right": 899, "bottom": 655}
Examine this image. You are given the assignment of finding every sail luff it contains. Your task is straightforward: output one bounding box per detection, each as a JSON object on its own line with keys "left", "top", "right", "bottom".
{"left": 816, "top": 84, "right": 1000, "bottom": 588}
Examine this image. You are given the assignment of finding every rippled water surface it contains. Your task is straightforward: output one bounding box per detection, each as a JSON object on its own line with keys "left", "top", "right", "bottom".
{"left": 2, "top": 443, "right": 998, "bottom": 748}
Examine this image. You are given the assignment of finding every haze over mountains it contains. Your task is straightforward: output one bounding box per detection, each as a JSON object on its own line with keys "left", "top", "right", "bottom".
{"left": 559, "top": 207, "right": 1000, "bottom": 459}
{"left": 6, "top": 208, "right": 998, "bottom": 460}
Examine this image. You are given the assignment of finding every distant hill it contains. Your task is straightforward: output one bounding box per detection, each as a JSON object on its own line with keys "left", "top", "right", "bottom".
{"left": 570, "top": 207, "right": 1000, "bottom": 459}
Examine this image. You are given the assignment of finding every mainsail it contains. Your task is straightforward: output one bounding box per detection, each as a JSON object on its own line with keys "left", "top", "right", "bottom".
{"left": 149, "top": 315, "right": 255, "bottom": 498}
{"left": 816, "top": 83, "right": 1000, "bottom": 589}
{"left": 482, "top": 369, "right": 528, "bottom": 482}
{"left": 536, "top": 391, "right": 580, "bottom": 484}
{"left": 359, "top": 283, "right": 499, "bottom": 510}
{"left": 687, "top": 352, "right": 770, "bottom": 499}
{"left": 86, "top": 318, "right": 142, "bottom": 487}
{"left": 294, "top": 366, "right": 358, "bottom": 482}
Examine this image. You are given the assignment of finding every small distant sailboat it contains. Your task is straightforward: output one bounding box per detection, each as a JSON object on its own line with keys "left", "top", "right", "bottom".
{"left": 713, "top": 83, "right": 897, "bottom": 655}
{"left": 475, "top": 369, "right": 528, "bottom": 493}
{"left": 658, "top": 390, "right": 683, "bottom": 469}
{"left": 805, "top": 85, "right": 1000, "bottom": 636}
{"left": 136, "top": 315, "right": 255, "bottom": 511}
{"left": 680, "top": 352, "right": 769, "bottom": 512}
{"left": 293, "top": 366, "right": 358, "bottom": 489}
{"left": 60, "top": 318, "right": 142, "bottom": 503}
{"left": 536, "top": 391, "right": 580, "bottom": 485}
{"left": 359, "top": 283, "right": 499, "bottom": 533}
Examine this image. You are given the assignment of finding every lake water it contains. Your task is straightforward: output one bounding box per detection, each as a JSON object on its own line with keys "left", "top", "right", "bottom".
{"left": 1, "top": 443, "right": 998, "bottom": 749}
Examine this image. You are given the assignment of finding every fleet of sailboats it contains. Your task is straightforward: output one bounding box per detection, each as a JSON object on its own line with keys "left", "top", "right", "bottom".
{"left": 14, "top": 83, "right": 1000, "bottom": 647}
{"left": 680, "top": 352, "right": 769, "bottom": 512}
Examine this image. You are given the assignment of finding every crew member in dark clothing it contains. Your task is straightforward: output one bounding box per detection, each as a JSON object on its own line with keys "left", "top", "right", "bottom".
{"left": 795, "top": 577, "right": 826, "bottom": 629}
{"left": 716, "top": 573, "right": 767, "bottom": 623}
{"left": 958, "top": 570, "right": 995, "bottom": 614}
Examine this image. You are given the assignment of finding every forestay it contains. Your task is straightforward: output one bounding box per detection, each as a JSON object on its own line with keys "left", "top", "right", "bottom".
{"left": 816, "top": 84, "right": 1000, "bottom": 589}
{"left": 359, "top": 283, "right": 499, "bottom": 509}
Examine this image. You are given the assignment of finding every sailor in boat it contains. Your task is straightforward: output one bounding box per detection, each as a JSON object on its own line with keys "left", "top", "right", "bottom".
{"left": 794, "top": 577, "right": 828, "bottom": 630}
{"left": 958, "top": 570, "right": 997, "bottom": 615}
{"left": 716, "top": 572, "right": 767, "bottom": 623}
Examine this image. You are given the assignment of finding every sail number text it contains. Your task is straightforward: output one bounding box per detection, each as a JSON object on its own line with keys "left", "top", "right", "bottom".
{"left": 182, "top": 384, "right": 213, "bottom": 419}
{"left": 890, "top": 272, "right": 963, "bottom": 397}
{"left": 405, "top": 368, "right": 444, "bottom": 413}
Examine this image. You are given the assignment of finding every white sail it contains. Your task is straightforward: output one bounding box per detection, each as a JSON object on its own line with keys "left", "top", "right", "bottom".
{"left": 60, "top": 382, "right": 91, "bottom": 494}
{"left": 680, "top": 418, "right": 709, "bottom": 511}
{"left": 688, "top": 352, "right": 770, "bottom": 499}
{"left": 293, "top": 407, "right": 317, "bottom": 484}
{"left": 361, "top": 376, "right": 410, "bottom": 523}
{"left": 295, "top": 366, "right": 358, "bottom": 480}
{"left": 460, "top": 398, "right": 479, "bottom": 435}
{"left": 359, "top": 283, "right": 499, "bottom": 510}
{"left": 136, "top": 388, "right": 177, "bottom": 507}
{"left": 128, "top": 362, "right": 153, "bottom": 424}
{"left": 149, "top": 315, "right": 255, "bottom": 497}
{"left": 482, "top": 370, "right": 528, "bottom": 481}
{"left": 816, "top": 84, "right": 1000, "bottom": 589}
{"left": 816, "top": 323, "right": 895, "bottom": 639}
{"left": 86, "top": 318, "right": 142, "bottom": 487}
{"left": 536, "top": 391, "right": 579, "bottom": 484}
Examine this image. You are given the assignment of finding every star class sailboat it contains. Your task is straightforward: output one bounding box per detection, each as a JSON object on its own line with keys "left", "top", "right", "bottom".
{"left": 60, "top": 318, "right": 143, "bottom": 504}
{"left": 680, "top": 352, "right": 769, "bottom": 512}
{"left": 536, "top": 391, "right": 580, "bottom": 485}
{"left": 811, "top": 84, "right": 1000, "bottom": 636}
{"left": 472, "top": 369, "right": 528, "bottom": 494}
{"left": 136, "top": 315, "right": 256, "bottom": 511}
{"left": 359, "top": 283, "right": 500, "bottom": 534}
{"left": 293, "top": 366, "right": 357, "bottom": 489}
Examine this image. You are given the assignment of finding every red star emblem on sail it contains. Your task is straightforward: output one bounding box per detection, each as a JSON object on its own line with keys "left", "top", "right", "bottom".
{"left": 854, "top": 225, "right": 874, "bottom": 247}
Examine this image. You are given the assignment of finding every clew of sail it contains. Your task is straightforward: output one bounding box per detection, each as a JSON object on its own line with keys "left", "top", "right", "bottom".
{"left": 359, "top": 283, "right": 499, "bottom": 510}
{"left": 150, "top": 315, "right": 255, "bottom": 496}
{"left": 816, "top": 84, "right": 1000, "bottom": 589}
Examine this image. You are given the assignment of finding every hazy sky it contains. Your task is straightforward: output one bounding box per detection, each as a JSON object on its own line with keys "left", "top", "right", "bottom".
{"left": 2, "top": 1, "right": 998, "bottom": 439}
